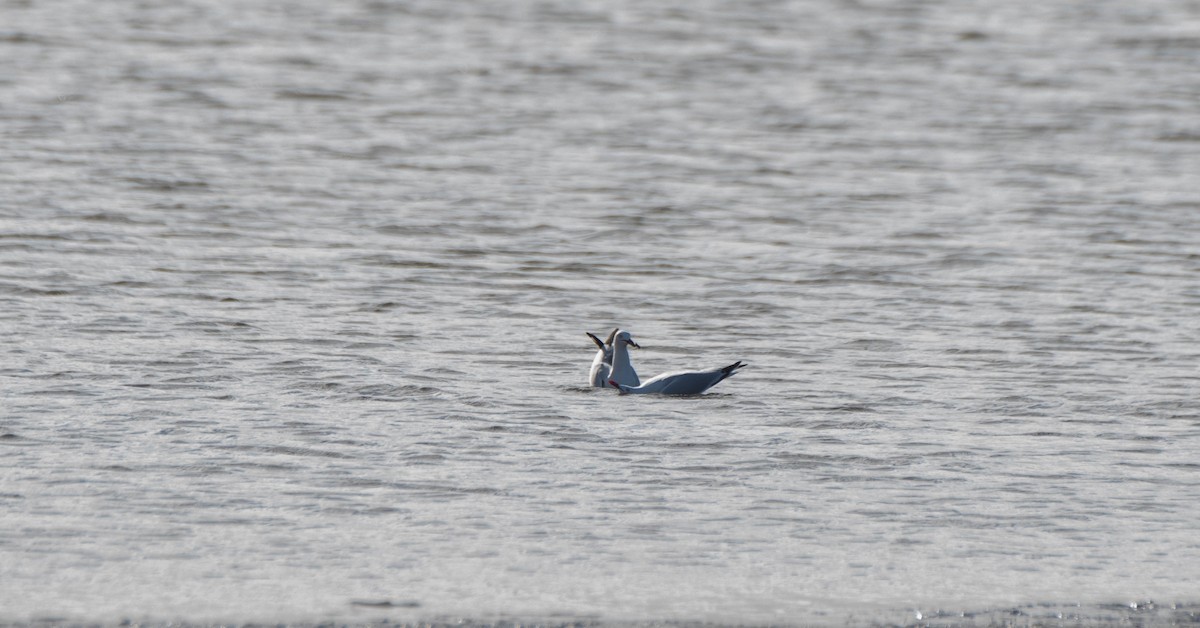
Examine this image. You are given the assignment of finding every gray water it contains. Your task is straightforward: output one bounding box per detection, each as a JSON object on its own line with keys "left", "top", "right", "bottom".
{"left": 3, "top": 0, "right": 1200, "bottom": 625}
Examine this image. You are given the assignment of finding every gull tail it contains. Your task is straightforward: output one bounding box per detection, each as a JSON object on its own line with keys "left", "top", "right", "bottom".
{"left": 716, "top": 361, "right": 746, "bottom": 385}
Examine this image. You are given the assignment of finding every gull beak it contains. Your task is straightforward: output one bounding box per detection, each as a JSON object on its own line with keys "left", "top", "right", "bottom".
{"left": 626, "top": 339, "right": 641, "bottom": 349}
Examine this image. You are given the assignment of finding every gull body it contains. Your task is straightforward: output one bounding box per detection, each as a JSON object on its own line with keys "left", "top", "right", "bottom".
{"left": 606, "top": 330, "right": 642, "bottom": 389}
{"left": 586, "top": 328, "right": 617, "bottom": 388}
{"left": 610, "top": 361, "right": 745, "bottom": 395}
{"left": 588, "top": 328, "right": 639, "bottom": 388}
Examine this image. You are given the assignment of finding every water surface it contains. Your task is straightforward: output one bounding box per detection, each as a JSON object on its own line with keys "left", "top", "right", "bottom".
{"left": 2, "top": 0, "right": 1199, "bottom": 625}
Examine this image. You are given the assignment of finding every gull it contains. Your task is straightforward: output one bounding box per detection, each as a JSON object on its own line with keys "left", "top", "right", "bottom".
{"left": 586, "top": 328, "right": 617, "bottom": 388}
{"left": 608, "top": 332, "right": 745, "bottom": 395}
{"left": 587, "top": 328, "right": 639, "bottom": 388}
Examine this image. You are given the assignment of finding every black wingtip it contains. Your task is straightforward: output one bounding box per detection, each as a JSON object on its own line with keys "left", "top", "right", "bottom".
{"left": 586, "top": 332, "right": 605, "bottom": 349}
{"left": 722, "top": 361, "right": 746, "bottom": 375}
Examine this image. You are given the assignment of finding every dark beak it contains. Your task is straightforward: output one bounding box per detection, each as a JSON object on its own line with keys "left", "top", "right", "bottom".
{"left": 627, "top": 339, "right": 641, "bottom": 349}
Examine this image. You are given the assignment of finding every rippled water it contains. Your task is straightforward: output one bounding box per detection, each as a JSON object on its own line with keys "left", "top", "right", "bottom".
{"left": 3, "top": 0, "right": 1200, "bottom": 625}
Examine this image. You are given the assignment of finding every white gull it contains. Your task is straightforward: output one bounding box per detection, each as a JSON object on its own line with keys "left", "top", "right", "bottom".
{"left": 608, "top": 331, "right": 744, "bottom": 395}
{"left": 587, "top": 328, "right": 640, "bottom": 388}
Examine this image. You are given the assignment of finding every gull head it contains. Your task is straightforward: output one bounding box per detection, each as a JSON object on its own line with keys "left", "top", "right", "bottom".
{"left": 614, "top": 330, "right": 641, "bottom": 349}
